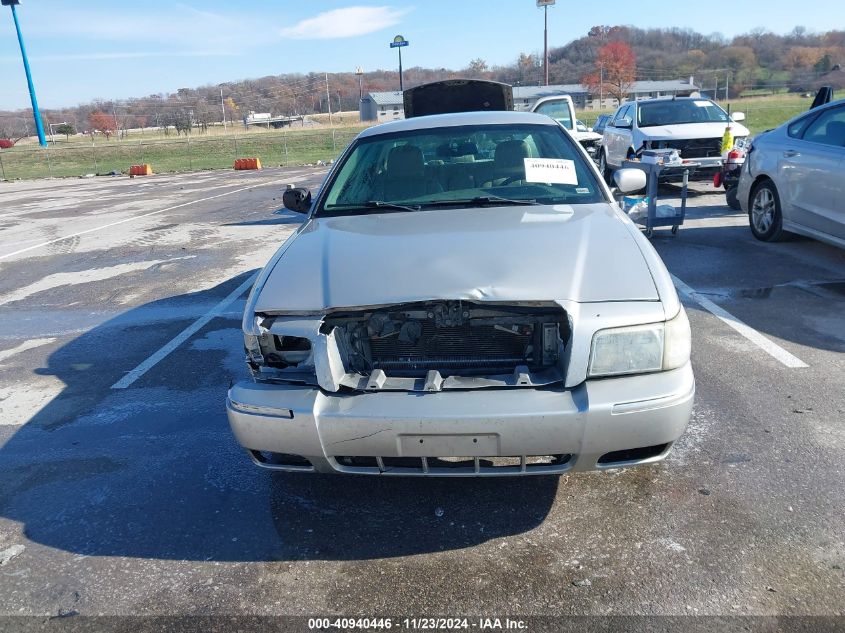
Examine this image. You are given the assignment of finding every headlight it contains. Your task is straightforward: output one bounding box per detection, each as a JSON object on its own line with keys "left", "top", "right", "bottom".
{"left": 588, "top": 308, "right": 690, "bottom": 378}
{"left": 243, "top": 317, "right": 313, "bottom": 370}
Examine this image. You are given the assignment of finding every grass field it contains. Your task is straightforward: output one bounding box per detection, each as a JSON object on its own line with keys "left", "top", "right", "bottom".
{"left": 577, "top": 93, "right": 813, "bottom": 135}
{"left": 0, "top": 124, "right": 367, "bottom": 180}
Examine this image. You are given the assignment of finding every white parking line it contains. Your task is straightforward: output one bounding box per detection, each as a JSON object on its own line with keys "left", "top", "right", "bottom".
{"left": 0, "top": 176, "right": 301, "bottom": 261}
{"left": 671, "top": 274, "right": 809, "bottom": 369}
{"left": 110, "top": 271, "right": 259, "bottom": 389}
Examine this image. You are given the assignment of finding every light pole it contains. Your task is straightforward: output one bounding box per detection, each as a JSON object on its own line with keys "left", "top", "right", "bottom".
{"left": 537, "top": 0, "right": 555, "bottom": 86}
{"left": 4, "top": 0, "right": 47, "bottom": 147}
{"left": 389, "top": 35, "right": 409, "bottom": 91}
{"left": 355, "top": 66, "right": 364, "bottom": 102}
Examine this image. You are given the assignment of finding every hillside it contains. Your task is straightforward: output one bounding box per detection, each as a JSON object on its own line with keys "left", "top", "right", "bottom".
{"left": 1, "top": 25, "right": 843, "bottom": 140}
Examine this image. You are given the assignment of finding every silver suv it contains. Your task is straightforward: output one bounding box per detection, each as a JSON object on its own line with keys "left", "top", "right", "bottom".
{"left": 599, "top": 97, "right": 749, "bottom": 182}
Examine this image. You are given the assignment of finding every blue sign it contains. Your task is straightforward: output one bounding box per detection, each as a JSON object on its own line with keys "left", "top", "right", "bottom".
{"left": 389, "top": 40, "right": 409, "bottom": 48}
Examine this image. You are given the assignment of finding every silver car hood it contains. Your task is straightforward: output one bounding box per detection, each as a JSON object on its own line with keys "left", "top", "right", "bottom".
{"left": 254, "top": 204, "right": 659, "bottom": 313}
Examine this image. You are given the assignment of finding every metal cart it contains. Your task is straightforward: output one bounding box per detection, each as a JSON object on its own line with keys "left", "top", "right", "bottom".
{"left": 621, "top": 159, "right": 691, "bottom": 237}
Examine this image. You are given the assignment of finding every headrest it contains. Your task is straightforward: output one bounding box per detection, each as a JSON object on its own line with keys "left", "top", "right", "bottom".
{"left": 387, "top": 145, "right": 425, "bottom": 178}
{"left": 494, "top": 139, "right": 530, "bottom": 169}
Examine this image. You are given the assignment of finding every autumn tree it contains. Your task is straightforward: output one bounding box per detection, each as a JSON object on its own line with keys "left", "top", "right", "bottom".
{"left": 89, "top": 111, "right": 116, "bottom": 139}
{"left": 55, "top": 123, "right": 76, "bottom": 140}
{"left": 515, "top": 53, "right": 540, "bottom": 85}
{"left": 466, "top": 58, "right": 489, "bottom": 78}
{"left": 582, "top": 41, "right": 636, "bottom": 104}
{"left": 223, "top": 97, "right": 240, "bottom": 122}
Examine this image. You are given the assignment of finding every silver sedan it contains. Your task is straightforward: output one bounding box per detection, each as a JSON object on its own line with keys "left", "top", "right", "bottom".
{"left": 227, "top": 111, "right": 694, "bottom": 476}
{"left": 738, "top": 98, "right": 845, "bottom": 248}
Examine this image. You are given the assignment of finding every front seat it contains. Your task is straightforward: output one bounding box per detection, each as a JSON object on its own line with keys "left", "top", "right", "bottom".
{"left": 383, "top": 145, "right": 434, "bottom": 200}
{"left": 485, "top": 139, "right": 531, "bottom": 186}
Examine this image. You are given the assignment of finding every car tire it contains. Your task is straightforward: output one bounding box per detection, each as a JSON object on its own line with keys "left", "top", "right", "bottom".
{"left": 748, "top": 180, "right": 788, "bottom": 242}
{"left": 599, "top": 151, "right": 612, "bottom": 185}
{"left": 725, "top": 186, "right": 741, "bottom": 211}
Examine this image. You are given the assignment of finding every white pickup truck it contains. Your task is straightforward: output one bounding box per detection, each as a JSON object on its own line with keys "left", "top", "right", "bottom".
{"left": 530, "top": 95, "right": 603, "bottom": 158}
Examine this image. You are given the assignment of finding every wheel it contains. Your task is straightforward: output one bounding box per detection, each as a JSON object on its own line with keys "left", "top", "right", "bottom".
{"left": 598, "top": 151, "right": 612, "bottom": 185}
{"left": 725, "top": 186, "right": 741, "bottom": 211}
{"left": 749, "top": 180, "right": 788, "bottom": 242}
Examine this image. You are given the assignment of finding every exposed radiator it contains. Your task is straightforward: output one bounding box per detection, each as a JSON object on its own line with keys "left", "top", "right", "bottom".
{"left": 369, "top": 322, "right": 532, "bottom": 371}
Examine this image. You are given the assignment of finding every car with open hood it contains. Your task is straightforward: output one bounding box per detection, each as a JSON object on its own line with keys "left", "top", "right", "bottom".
{"left": 226, "top": 110, "right": 694, "bottom": 476}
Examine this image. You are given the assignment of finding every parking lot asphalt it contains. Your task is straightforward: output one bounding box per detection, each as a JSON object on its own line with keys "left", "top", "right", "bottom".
{"left": 0, "top": 168, "right": 843, "bottom": 618}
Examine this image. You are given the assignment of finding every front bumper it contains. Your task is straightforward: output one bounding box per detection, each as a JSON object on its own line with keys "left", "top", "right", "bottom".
{"left": 227, "top": 363, "right": 694, "bottom": 476}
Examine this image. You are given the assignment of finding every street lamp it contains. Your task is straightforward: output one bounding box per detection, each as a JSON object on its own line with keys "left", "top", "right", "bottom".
{"left": 3, "top": 0, "right": 47, "bottom": 146}
{"left": 389, "top": 35, "right": 409, "bottom": 92}
{"left": 537, "top": 0, "right": 555, "bottom": 86}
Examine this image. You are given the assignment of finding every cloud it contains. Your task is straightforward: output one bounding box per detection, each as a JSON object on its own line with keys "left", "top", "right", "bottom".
{"left": 280, "top": 6, "right": 409, "bottom": 40}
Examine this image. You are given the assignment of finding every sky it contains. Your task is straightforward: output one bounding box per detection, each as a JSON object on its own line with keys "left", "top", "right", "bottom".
{"left": 0, "top": 0, "right": 841, "bottom": 110}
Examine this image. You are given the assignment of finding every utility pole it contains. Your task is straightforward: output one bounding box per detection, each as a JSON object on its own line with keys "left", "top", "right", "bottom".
{"left": 4, "top": 0, "right": 47, "bottom": 147}
{"left": 714, "top": 77, "right": 719, "bottom": 102}
{"left": 725, "top": 72, "right": 730, "bottom": 101}
{"left": 113, "top": 106, "right": 121, "bottom": 140}
{"left": 219, "top": 85, "right": 226, "bottom": 130}
{"left": 325, "top": 73, "right": 333, "bottom": 126}
{"left": 537, "top": 0, "right": 555, "bottom": 86}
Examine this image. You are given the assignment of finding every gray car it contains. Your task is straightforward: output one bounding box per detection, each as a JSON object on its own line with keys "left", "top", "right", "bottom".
{"left": 226, "top": 111, "right": 694, "bottom": 476}
{"left": 738, "top": 98, "right": 845, "bottom": 248}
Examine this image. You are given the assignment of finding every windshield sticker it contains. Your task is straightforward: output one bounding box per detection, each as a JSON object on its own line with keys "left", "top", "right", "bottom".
{"left": 575, "top": 187, "right": 590, "bottom": 194}
{"left": 524, "top": 158, "right": 578, "bottom": 185}
{"left": 693, "top": 100, "right": 712, "bottom": 107}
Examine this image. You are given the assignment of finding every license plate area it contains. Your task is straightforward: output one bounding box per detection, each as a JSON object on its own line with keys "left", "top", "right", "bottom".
{"left": 399, "top": 434, "right": 499, "bottom": 457}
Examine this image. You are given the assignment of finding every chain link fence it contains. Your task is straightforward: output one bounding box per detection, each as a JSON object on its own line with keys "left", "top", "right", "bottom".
{"left": 0, "top": 127, "right": 365, "bottom": 181}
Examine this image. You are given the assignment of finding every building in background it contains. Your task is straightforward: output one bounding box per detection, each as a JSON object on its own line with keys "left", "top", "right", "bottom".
{"left": 360, "top": 91, "right": 404, "bottom": 122}
{"left": 515, "top": 79, "right": 699, "bottom": 111}
{"left": 359, "top": 79, "right": 699, "bottom": 123}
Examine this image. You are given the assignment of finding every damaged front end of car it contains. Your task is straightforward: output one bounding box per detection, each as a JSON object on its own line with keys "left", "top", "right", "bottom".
{"left": 244, "top": 300, "right": 571, "bottom": 393}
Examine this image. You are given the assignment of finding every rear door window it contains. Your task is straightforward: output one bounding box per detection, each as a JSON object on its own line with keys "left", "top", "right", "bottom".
{"left": 799, "top": 106, "right": 845, "bottom": 148}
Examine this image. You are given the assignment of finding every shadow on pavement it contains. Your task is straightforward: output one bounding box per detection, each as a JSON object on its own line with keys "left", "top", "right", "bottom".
{"left": 0, "top": 272, "right": 557, "bottom": 562}
{"left": 268, "top": 472, "right": 558, "bottom": 561}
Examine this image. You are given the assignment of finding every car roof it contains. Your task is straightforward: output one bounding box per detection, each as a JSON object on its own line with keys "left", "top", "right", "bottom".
{"left": 628, "top": 97, "right": 714, "bottom": 107}
{"left": 357, "top": 110, "right": 558, "bottom": 139}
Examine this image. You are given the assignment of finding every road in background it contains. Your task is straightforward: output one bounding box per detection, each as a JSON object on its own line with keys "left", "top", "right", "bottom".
{"left": 0, "top": 172, "right": 843, "bottom": 617}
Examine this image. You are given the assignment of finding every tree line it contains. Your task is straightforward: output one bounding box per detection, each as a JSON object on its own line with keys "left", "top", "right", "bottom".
{"left": 1, "top": 25, "right": 842, "bottom": 142}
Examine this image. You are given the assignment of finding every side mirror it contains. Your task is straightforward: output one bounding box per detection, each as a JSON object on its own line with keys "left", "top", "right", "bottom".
{"left": 613, "top": 168, "right": 647, "bottom": 193}
{"left": 283, "top": 187, "right": 312, "bottom": 214}
{"left": 731, "top": 112, "right": 746, "bottom": 123}
{"left": 615, "top": 116, "right": 633, "bottom": 129}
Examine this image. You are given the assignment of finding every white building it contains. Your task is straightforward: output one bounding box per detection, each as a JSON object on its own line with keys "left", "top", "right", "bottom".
{"left": 360, "top": 91, "right": 405, "bottom": 122}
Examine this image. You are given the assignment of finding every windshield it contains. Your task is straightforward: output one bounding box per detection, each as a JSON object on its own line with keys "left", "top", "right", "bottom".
{"left": 638, "top": 100, "right": 730, "bottom": 127}
{"left": 318, "top": 123, "right": 604, "bottom": 216}
{"left": 532, "top": 101, "right": 574, "bottom": 129}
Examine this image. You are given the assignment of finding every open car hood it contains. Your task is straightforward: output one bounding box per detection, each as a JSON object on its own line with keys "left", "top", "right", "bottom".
{"left": 403, "top": 80, "right": 514, "bottom": 118}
